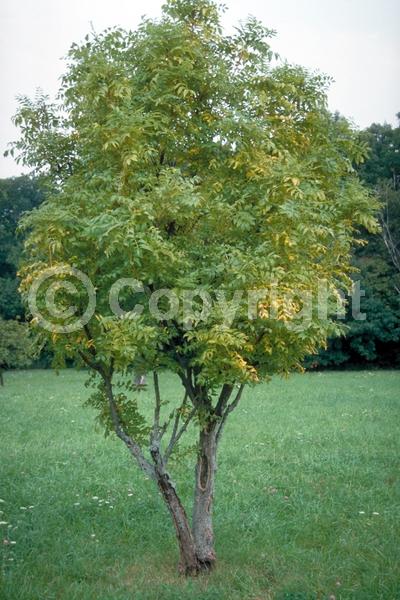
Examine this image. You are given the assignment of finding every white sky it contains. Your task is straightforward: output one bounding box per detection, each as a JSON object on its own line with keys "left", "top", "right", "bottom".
{"left": 1, "top": 0, "right": 399, "bottom": 177}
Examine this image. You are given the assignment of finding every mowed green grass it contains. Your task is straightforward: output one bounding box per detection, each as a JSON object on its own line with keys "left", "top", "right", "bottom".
{"left": 0, "top": 369, "right": 399, "bottom": 600}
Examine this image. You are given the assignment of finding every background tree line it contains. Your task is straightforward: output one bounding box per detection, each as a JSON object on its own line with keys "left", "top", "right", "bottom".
{"left": 311, "top": 116, "right": 400, "bottom": 368}
{"left": 1, "top": 117, "right": 399, "bottom": 372}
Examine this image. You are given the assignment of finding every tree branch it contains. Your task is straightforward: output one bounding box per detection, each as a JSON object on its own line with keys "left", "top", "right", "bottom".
{"left": 166, "top": 391, "right": 187, "bottom": 442}
{"left": 164, "top": 391, "right": 197, "bottom": 464}
{"left": 216, "top": 384, "right": 245, "bottom": 444}
{"left": 380, "top": 186, "right": 400, "bottom": 294}
{"left": 102, "top": 375, "right": 156, "bottom": 479}
{"left": 151, "top": 371, "right": 162, "bottom": 445}
{"left": 78, "top": 325, "right": 106, "bottom": 373}
{"left": 177, "top": 368, "right": 197, "bottom": 404}
{"left": 214, "top": 384, "right": 234, "bottom": 417}
{"left": 78, "top": 349, "right": 102, "bottom": 373}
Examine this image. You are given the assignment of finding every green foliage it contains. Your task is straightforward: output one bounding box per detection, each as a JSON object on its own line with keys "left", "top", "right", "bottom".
{"left": 12, "top": 0, "right": 377, "bottom": 421}
{"left": 310, "top": 249, "right": 400, "bottom": 368}
{"left": 0, "top": 318, "right": 33, "bottom": 375}
{"left": 0, "top": 278, "right": 22, "bottom": 321}
{"left": 0, "top": 176, "right": 44, "bottom": 319}
{"left": 85, "top": 380, "right": 151, "bottom": 444}
{"left": 349, "top": 254, "right": 400, "bottom": 363}
{"left": 358, "top": 116, "right": 400, "bottom": 187}
{"left": 311, "top": 117, "right": 400, "bottom": 368}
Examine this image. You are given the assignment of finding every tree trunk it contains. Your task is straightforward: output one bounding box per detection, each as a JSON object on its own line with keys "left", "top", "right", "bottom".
{"left": 0, "top": 369, "right": 4, "bottom": 386}
{"left": 102, "top": 370, "right": 200, "bottom": 576}
{"left": 192, "top": 422, "right": 218, "bottom": 570}
{"left": 155, "top": 467, "right": 200, "bottom": 575}
{"left": 134, "top": 373, "right": 146, "bottom": 386}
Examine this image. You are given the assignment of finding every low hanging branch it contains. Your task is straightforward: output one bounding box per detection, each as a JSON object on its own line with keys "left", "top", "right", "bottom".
{"left": 103, "top": 375, "right": 156, "bottom": 479}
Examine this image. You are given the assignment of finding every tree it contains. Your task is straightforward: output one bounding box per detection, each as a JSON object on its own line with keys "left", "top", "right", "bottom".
{"left": 12, "top": 0, "right": 377, "bottom": 575}
{"left": 0, "top": 318, "right": 32, "bottom": 385}
{"left": 358, "top": 117, "right": 400, "bottom": 188}
{"left": 359, "top": 118, "right": 400, "bottom": 290}
{"left": 0, "top": 176, "right": 44, "bottom": 319}
{"left": 310, "top": 253, "right": 400, "bottom": 368}
{"left": 310, "top": 117, "right": 400, "bottom": 368}
{"left": 360, "top": 113, "right": 400, "bottom": 282}
{"left": 309, "top": 203, "right": 400, "bottom": 368}
{"left": 381, "top": 183, "right": 400, "bottom": 292}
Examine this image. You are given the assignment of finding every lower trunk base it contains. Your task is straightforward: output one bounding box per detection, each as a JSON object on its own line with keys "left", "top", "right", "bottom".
{"left": 180, "top": 556, "right": 216, "bottom": 576}
{"left": 196, "top": 556, "right": 215, "bottom": 572}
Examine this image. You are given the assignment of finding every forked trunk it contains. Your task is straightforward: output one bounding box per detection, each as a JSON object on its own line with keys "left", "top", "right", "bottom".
{"left": 155, "top": 468, "right": 200, "bottom": 575}
{"left": 192, "top": 422, "right": 218, "bottom": 570}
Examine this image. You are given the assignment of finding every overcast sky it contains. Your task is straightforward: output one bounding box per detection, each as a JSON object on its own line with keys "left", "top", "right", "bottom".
{"left": 1, "top": 0, "right": 399, "bottom": 177}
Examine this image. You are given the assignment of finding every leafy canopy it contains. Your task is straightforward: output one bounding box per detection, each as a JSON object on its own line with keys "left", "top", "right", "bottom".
{"left": 13, "top": 0, "right": 378, "bottom": 394}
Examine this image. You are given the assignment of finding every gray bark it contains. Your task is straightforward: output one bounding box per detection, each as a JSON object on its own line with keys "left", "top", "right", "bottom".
{"left": 103, "top": 376, "right": 156, "bottom": 479}
{"left": 192, "top": 422, "right": 219, "bottom": 569}
{"left": 151, "top": 443, "right": 200, "bottom": 575}
{"left": 191, "top": 385, "right": 244, "bottom": 570}
{"left": 157, "top": 473, "right": 200, "bottom": 575}
{"left": 134, "top": 373, "right": 146, "bottom": 386}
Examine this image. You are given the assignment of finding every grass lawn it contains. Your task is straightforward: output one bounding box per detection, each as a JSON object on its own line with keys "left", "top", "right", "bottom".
{"left": 0, "top": 369, "right": 399, "bottom": 599}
